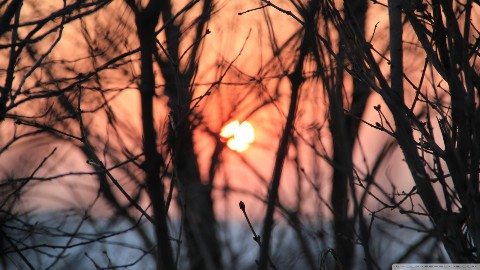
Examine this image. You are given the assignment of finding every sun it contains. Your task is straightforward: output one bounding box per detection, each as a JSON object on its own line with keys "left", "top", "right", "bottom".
{"left": 220, "top": 120, "right": 255, "bottom": 152}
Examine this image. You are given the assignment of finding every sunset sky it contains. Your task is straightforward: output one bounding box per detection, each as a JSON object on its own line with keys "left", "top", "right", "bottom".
{"left": 0, "top": 0, "right": 465, "bottom": 220}
{"left": 1, "top": 0, "right": 479, "bottom": 268}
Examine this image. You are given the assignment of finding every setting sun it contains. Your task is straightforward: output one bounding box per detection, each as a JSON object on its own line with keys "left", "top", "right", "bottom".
{"left": 220, "top": 120, "right": 255, "bottom": 152}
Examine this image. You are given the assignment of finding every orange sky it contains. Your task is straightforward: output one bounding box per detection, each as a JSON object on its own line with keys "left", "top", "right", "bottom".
{"left": 1, "top": 0, "right": 479, "bottom": 222}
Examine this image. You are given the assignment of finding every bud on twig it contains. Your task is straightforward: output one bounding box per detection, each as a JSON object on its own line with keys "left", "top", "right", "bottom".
{"left": 239, "top": 201, "right": 245, "bottom": 211}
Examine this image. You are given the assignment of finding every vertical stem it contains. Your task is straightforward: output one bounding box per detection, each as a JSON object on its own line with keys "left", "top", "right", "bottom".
{"left": 388, "top": 0, "right": 404, "bottom": 102}
{"left": 135, "top": 3, "right": 175, "bottom": 269}
{"left": 258, "top": 18, "right": 311, "bottom": 269}
{"left": 258, "top": 77, "right": 300, "bottom": 270}
{"left": 343, "top": 0, "right": 375, "bottom": 267}
{"left": 157, "top": 1, "right": 221, "bottom": 268}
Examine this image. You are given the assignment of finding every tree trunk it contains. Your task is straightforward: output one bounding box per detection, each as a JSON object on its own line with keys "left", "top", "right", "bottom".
{"left": 329, "top": 0, "right": 370, "bottom": 268}
{"left": 157, "top": 0, "right": 222, "bottom": 268}
{"left": 136, "top": 5, "right": 175, "bottom": 269}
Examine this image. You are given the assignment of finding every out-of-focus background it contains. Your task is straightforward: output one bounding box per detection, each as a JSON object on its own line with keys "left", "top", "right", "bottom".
{"left": 1, "top": 0, "right": 479, "bottom": 269}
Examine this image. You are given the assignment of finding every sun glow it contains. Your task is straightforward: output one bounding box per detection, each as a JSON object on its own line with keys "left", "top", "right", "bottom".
{"left": 220, "top": 120, "right": 255, "bottom": 152}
